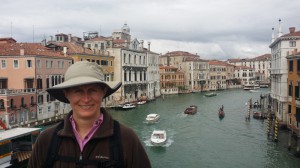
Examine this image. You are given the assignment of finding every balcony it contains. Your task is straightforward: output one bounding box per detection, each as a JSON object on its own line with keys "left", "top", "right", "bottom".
{"left": 270, "top": 68, "right": 287, "bottom": 75}
{"left": 0, "top": 88, "right": 36, "bottom": 95}
{"left": 9, "top": 105, "right": 17, "bottom": 110}
{"left": 20, "top": 104, "right": 27, "bottom": 108}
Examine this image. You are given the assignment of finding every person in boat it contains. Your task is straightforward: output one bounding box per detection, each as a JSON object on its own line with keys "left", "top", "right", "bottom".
{"left": 28, "top": 61, "right": 151, "bottom": 168}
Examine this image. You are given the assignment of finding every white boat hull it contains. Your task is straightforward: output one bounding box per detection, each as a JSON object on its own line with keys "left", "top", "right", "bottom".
{"left": 150, "top": 130, "right": 167, "bottom": 146}
{"left": 146, "top": 114, "right": 160, "bottom": 123}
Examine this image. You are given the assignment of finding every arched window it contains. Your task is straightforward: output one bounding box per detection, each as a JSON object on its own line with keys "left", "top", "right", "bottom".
{"left": 0, "top": 99, "right": 4, "bottom": 109}
{"left": 31, "top": 96, "right": 34, "bottom": 105}
{"left": 21, "top": 97, "right": 25, "bottom": 107}
{"left": 10, "top": 99, "right": 14, "bottom": 109}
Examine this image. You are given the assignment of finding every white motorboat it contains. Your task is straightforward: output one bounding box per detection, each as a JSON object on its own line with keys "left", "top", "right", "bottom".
{"left": 122, "top": 103, "right": 136, "bottom": 110}
{"left": 150, "top": 130, "right": 167, "bottom": 146}
{"left": 146, "top": 114, "right": 160, "bottom": 123}
{"left": 137, "top": 100, "right": 147, "bottom": 105}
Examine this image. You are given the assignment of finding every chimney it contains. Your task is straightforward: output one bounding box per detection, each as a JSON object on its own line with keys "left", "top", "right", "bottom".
{"left": 148, "top": 41, "right": 151, "bottom": 51}
{"left": 68, "top": 34, "right": 72, "bottom": 42}
{"left": 140, "top": 40, "right": 144, "bottom": 50}
{"left": 289, "top": 27, "right": 295, "bottom": 33}
{"left": 63, "top": 47, "right": 67, "bottom": 57}
{"left": 20, "top": 49, "right": 24, "bottom": 56}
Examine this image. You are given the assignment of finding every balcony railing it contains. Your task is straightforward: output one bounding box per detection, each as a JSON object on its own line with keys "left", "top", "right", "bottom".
{"left": 0, "top": 88, "right": 36, "bottom": 95}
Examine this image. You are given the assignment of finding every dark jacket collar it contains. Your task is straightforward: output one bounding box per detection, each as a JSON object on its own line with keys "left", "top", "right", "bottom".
{"left": 58, "top": 108, "right": 115, "bottom": 139}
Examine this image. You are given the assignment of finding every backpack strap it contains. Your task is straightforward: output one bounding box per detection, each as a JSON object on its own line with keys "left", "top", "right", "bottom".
{"left": 44, "top": 121, "right": 64, "bottom": 168}
{"left": 110, "top": 120, "right": 124, "bottom": 168}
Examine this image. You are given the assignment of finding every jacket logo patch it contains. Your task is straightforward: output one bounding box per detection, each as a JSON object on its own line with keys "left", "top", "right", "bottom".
{"left": 95, "top": 155, "right": 110, "bottom": 159}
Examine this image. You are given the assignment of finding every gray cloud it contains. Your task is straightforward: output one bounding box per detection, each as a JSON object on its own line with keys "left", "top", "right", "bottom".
{"left": 1, "top": 0, "right": 300, "bottom": 59}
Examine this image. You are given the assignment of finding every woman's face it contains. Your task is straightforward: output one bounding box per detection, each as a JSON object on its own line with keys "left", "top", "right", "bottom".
{"left": 64, "top": 83, "right": 106, "bottom": 120}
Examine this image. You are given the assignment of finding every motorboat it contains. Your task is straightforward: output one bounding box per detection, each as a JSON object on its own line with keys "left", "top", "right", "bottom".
{"left": 205, "top": 92, "right": 217, "bottom": 97}
{"left": 146, "top": 114, "right": 160, "bottom": 123}
{"left": 150, "top": 130, "right": 167, "bottom": 146}
{"left": 243, "top": 84, "right": 255, "bottom": 90}
{"left": 137, "top": 100, "right": 147, "bottom": 105}
{"left": 122, "top": 103, "right": 136, "bottom": 110}
{"left": 184, "top": 105, "right": 198, "bottom": 115}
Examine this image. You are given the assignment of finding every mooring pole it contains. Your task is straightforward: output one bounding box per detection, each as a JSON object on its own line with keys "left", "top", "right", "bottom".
{"left": 274, "top": 116, "right": 278, "bottom": 142}
{"left": 288, "top": 130, "right": 292, "bottom": 150}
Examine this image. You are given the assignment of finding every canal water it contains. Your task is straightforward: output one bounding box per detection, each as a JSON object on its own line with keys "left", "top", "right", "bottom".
{"left": 109, "top": 88, "right": 300, "bottom": 168}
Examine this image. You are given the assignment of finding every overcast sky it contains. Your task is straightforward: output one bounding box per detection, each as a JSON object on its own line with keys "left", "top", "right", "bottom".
{"left": 1, "top": 0, "right": 299, "bottom": 60}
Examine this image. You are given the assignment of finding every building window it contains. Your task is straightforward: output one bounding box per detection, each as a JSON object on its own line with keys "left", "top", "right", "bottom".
{"left": 289, "top": 60, "right": 293, "bottom": 72}
{"left": 289, "top": 41, "right": 296, "bottom": 47}
{"left": 297, "top": 59, "right": 300, "bottom": 72}
{"left": 295, "top": 84, "right": 300, "bottom": 99}
{"left": 0, "top": 99, "right": 4, "bottom": 109}
{"left": 37, "top": 60, "right": 41, "bottom": 68}
{"left": 297, "top": 107, "right": 300, "bottom": 122}
{"left": 288, "top": 82, "right": 292, "bottom": 96}
{"left": 38, "top": 108, "right": 42, "bottom": 114}
{"left": 38, "top": 95, "right": 43, "bottom": 104}
{"left": 26, "top": 60, "right": 32, "bottom": 68}
{"left": 13, "top": 60, "right": 19, "bottom": 69}
{"left": 10, "top": 113, "right": 15, "bottom": 123}
{"left": 288, "top": 104, "right": 291, "bottom": 114}
{"left": 101, "top": 60, "right": 108, "bottom": 66}
{"left": 1, "top": 60, "right": 6, "bottom": 69}
{"left": 0, "top": 79, "right": 7, "bottom": 89}
{"left": 37, "top": 78, "right": 43, "bottom": 89}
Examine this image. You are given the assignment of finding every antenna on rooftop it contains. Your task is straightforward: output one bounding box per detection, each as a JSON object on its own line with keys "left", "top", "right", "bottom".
{"left": 99, "top": 25, "right": 102, "bottom": 36}
{"left": 33, "top": 25, "right": 35, "bottom": 42}
{"left": 10, "top": 22, "right": 13, "bottom": 37}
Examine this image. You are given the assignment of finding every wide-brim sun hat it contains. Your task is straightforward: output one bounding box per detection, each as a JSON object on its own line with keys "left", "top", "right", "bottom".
{"left": 47, "top": 61, "right": 122, "bottom": 103}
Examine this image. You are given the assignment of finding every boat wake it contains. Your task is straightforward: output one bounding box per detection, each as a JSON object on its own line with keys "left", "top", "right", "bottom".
{"left": 144, "top": 138, "right": 174, "bottom": 147}
{"left": 144, "top": 129, "right": 175, "bottom": 147}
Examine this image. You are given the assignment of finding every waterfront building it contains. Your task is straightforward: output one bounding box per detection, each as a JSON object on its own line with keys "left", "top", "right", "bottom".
{"left": 269, "top": 20, "right": 300, "bottom": 126}
{"left": 208, "top": 60, "right": 228, "bottom": 90}
{"left": 106, "top": 23, "right": 161, "bottom": 104}
{"left": 286, "top": 49, "right": 300, "bottom": 135}
{"left": 159, "top": 65, "right": 185, "bottom": 94}
{"left": 181, "top": 57, "right": 209, "bottom": 92}
{"left": 160, "top": 51, "right": 211, "bottom": 92}
{"left": 227, "top": 54, "right": 271, "bottom": 85}
{"left": 146, "top": 46, "right": 161, "bottom": 100}
{"left": 83, "top": 36, "right": 111, "bottom": 55}
{"left": 234, "top": 66, "right": 256, "bottom": 86}
{"left": 225, "top": 63, "right": 237, "bottom": 89}
{"left": 0, "top": 38, "right": 72, "bottom": 129}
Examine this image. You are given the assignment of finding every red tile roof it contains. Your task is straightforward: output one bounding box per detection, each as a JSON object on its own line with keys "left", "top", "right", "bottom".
{"left": 162, "top": 51, "right": 199, "bottom": 57}
{"left": 209, "top": 60, "right": 231, "bottom": 66}
{"left": 281, "top": 31, "right": 300, "bottom": 37}
{"left": 47, "top": 42, "right": 94, "bottom": 55}
{"left": 234, "top": 65, "right": 254, "bottom": 70}
{"left": 0, "top": 43, "right": 63, "bottom": 57}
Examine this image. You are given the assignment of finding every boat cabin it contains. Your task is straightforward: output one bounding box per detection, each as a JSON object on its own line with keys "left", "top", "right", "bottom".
{"left": 0, "top": 127, "right": 41, "bottom": 167}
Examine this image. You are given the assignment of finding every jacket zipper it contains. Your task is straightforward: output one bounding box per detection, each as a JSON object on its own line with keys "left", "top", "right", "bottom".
{"left": 79, "top": 152, "right": 83, "bottom": 161}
